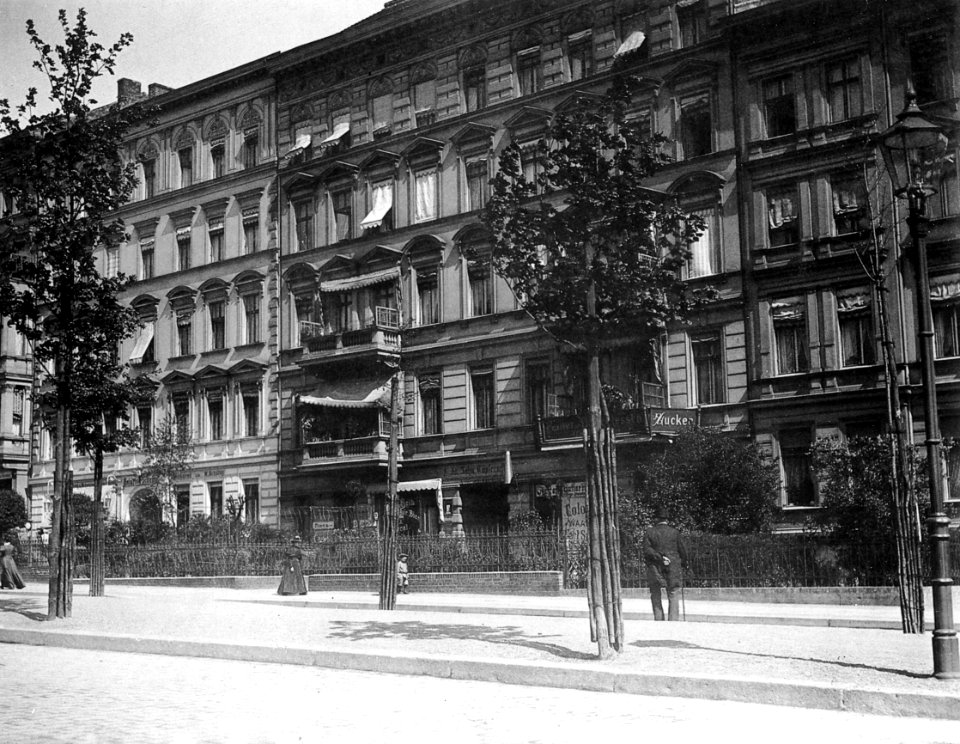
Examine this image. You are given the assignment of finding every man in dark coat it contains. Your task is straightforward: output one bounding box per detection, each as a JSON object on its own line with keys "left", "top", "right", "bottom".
{"left": 642, "top": 506, "right": 687, "bottom": 621}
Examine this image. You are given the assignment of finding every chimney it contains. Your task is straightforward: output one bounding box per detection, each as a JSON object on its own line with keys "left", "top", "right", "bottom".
{"left": 148, "top": 83, "right": 173, "bottom": 98}
{"left": 117, "top": 78, "right": 142, "bottom": 105}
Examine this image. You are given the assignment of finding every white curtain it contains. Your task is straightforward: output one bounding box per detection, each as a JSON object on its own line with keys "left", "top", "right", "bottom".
{"left": 687, "top": 209, "right": 716, "bottom": 277}
{"left": 768, "top": 194, "right": 796, "bottom": 228}
{"left": 415, "top": 171, "right": 437, "bottom": 223}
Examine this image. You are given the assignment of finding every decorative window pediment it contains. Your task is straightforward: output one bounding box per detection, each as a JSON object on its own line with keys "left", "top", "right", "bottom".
{"left": 131, "top": 294, "right": 161, "bottom": 321}
{"left": 359, "top": 148, "right": 401, "bottom": 175}
{"left": 317, "top": 160, "right": 359, "bottom": 185}
{"left": 458, "top": 44, "right": 488, "bottom": 71}
{"left": 204, "top": 116, "right": 229, "bottom": 145}
{"left": 233, "top": 269, "right": 265, "bottom": 296}
{"left": 173, "top": 128, "right": 197, "bottom": 151}
{"left": 167, "top": 285, "right": 198, "bottom": 313}
{"left": 283, "top": 261, "right": 320, "bottom": 296}
{"left": 199, "top": 277, "right": 230, "bottom": 303}
{"left": 358, "top": 244, "right": 403, "bottom": 273}
{"left": 451, "top": 123, "right": 496, "bottom": 158}
{"left": 503, "top": 106, "right": 552, "bottom": 142}
{"left": 402, "top": 137, "right": 445, "bottom": 169}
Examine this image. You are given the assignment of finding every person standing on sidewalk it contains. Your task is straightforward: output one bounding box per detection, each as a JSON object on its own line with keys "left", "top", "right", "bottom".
{"left": 1, "top": 532, "right": 26, "bottom": 590}
{"left": 277, "top": 535, "right": 307, "bottom": 596}
{"left": 396, "top": 552, "right": 409, "bottom": 594}
{"left": 642, "top": 507, "right": 686, "bottom": 621}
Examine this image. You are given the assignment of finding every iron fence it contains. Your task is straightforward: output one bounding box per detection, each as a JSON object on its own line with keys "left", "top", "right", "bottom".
{"left": 12, "top": 531, "right": 960, "bottom": 587}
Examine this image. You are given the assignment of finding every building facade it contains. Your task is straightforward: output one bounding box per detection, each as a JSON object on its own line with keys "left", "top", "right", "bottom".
{"left": 15, "top": 0, "right": 960, "bottom": 536}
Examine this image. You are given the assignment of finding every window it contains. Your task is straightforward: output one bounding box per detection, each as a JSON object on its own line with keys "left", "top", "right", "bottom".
{"left": 517, "top": 48, "right": 541, "bottom": 96}
{"left": 208, "top": 301, "right": 225, "bottom": 350}
{"left": 837, "top": 291, "right": 875, "bottom": 367}
{"left": 140, "top": 243, "right": 154, "bottom": 280}
{"left": 141, "top": 159, "right": 157, "bottom": 198}
{"left": 211, "top": 144, "right": 225, "bottom": 179}
{"left": 678, "top": 1, "right": 706, "bottom": 48}
{"left": 832, "top": 176, "right": 869, "bottom": 235}
{"left": 419, "top": 374, "right": 442, "bottom": 435}
{"left": 520, "top": 143, "right": 541, "bottom": 193}
{"left": 762, "top": 74, "right": 796, "bottom": 138}
{"left": 177, "top": 233, "right": 191, "bottom": 271}
{"left": 137, "top": 405, "right": 152, "bottom": 447}
{"left": 178, "top": 148, "right": 193, "bottom": 188}
{"left": 781, "top": 429, "right": 815, "bottom": 506}
{"left": 209, "top": 482, "right": 223, "bottom": 517}
{"left": 243, "top": 480, "right": 259, "bottom": 523}
{"left": 242, "top": 135, "right": 258, "bottom": 169}
{"left": 12, "top": 387, "right": 25, "bottom": 435}
{"left": 471, "top": 368, "right": 495, "bottom": 429}
{"left": 766, "top": 185, "right": 799, "bottom": 247}
{"left": 361, "top": 182, "right": 393, "bottom": 232}
{"left": 413, "top": 80, "right": 437, "bottom": 126}
{"left": 414, "top": 170, "right": 438, "bottom": 223}
{"left": 933, "top": 289, "right": 960, "bottom": 359}
{"left": 173, "top": 397, "right": 190, "bottom": 439}
{"left": 243, "top": 294, "right": 260, "bottom": 344}
{"left": 243, "top": 391, "right": 259, "bottom": 437}
{"left": 295, "top": 201, "right": 314, "bottom": 251}
{"left": 826, "top": 58, "right": 862, "bottom": 122}
{"left": 691, "top": 332, "right": 724, "bottom": 404}
{"left": 679, "top": 94, "right": 711, "bottom": 159}
{"left": 468, "top": 261, "right": 493, "bottom": 317}
{"left": 909, "top": 33, "right": 951, "bottom": 103}
{"left": 176, "top": 313, "right": 193, "bottom": 356}
{"left": 209, "top": 228, "right": 224, "bottom": 263}
{"left": 772, "top": 301, "right": 808, "bottom": 374}
{"left": 686, "top": 207, "right": 720, "bottom": 277}
{"left": 463, "top": 67, "right": 486, "bottom": 112}
{"left": 176, "top": 486, "right": 191, "bottom": 526}
{"left": 332, "top": 189, "right": 352, "bottom": 242}
{"left": 466, "top": 159, "right": 488, "bottom": 211}
{"left": 207, "top": 396, "right": 223, "bottom": 440}
{"left": 568, "top": 34, "right": 593, "bottom": 82}
{"left": 243, "top": 215, "right": 259, "bottom": 254}
{"left": 526, "top": 361, "right": 550, "bottom": 423}
{"left": 372, "top": 93, "right": 393, "bottom": 134}
{"left": 295, "top": 296, "right": 316, "bottom": 345}
{"left": 417, "top": 271, "right": 439, "bottom": 326}
{"left": 105, "top": 248, "right": 119, "bottom": 278}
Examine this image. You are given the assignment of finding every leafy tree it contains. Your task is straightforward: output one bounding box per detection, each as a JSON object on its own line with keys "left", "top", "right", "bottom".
{"left": 136, "top": 414, "right": 196, "bottom": 535}
{"left": 0, "top": 10, "right": 143, "bottom": 618}
{"left": 0, "top": 489, "right": 29, "bottom": 535}
{"left": 629, "top": 427, "right": 780, "bottom": 538}
{"left": 483, "top": 74, "right": 710, "bottom": 658}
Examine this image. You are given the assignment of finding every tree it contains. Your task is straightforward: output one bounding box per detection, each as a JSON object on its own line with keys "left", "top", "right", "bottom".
{"left": 628, "top": 427, "right": 779, "bottom": 540}
{"left": 483, "top": 74, "right": 710, "bottom": 658}
{"left": 0, "top": 11, "right": 142, "bottom": 619}
{"left": 0, "top": 489, "right": 29, "bottom": 535}
{"left": 136, "top": 414, "right": 196, "bottom": 536}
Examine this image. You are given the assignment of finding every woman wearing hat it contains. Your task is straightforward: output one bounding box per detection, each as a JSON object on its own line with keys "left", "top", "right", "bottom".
{"left": 277, "top": 535, "right": 307, "bottom": 595}
{"left": 396, "top": 552, "right": 409, "bottom": 594}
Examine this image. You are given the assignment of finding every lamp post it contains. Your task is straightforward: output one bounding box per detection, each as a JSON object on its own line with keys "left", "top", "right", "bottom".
{"left": 878, "top": 89, "right": 959, "bottom": 679}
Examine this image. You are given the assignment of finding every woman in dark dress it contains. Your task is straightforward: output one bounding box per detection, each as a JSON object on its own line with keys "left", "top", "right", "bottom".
{"left": 277, "top": 535, "right": 307, "bottom": 595}
{"left": 1, "top": 533, "right": 26, "bottom": 590}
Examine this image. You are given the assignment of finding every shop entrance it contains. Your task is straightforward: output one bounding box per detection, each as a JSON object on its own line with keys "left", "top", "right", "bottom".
{"left": 458, "top": 482, "right": 509, "bottom": 533}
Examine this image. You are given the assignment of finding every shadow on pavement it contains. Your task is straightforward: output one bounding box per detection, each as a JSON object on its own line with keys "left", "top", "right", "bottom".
{"left": 630, "top": 639, "right": 928, "bottom": 680}
{"left": 0, "top": 595, "right": 47, "bottom": 622}
{"left": 328, "top": 619, "right": 596, "bottom": 661}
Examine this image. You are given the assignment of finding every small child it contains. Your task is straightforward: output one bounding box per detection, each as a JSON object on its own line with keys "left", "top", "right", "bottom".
{"left": 396, "top": 552, "right": 409, "bottom": 594}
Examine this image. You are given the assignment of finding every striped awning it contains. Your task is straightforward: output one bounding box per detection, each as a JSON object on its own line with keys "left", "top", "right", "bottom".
{"left": 319, "top": 266, "right": 399, "bottom": 293}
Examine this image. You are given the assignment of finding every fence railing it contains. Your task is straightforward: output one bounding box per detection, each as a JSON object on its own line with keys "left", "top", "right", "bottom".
{"left": 14, "top": 531, "right": 960, "bottom": 588}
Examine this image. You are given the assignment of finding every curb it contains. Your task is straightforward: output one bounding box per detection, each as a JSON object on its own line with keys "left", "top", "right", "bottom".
{"left": 0, "top": 627, "right": 954, "bottom": 721}
{"left": 230, "top": 598, "right": 906, "bottom": 631}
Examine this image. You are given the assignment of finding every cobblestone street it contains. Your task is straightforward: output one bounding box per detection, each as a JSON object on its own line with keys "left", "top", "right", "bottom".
{"left": 4, "top": 644, "right": 959, "bottom": 744}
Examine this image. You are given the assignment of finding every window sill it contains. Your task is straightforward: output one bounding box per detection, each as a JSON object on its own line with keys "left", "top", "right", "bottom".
{"left": 781, "top": 504, "right": 820, "bottom": 512}
{"left": 233, "top": 342, "right": 265, "bottom": 352}
{"left": 200, "top": 348, "right": 229, "bottom": 358}
{"left": 168, "top": 354, "right": 196, "bottom": 363}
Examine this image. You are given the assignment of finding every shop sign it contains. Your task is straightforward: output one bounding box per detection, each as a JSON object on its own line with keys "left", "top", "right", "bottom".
{"left": 648, "top": 407, "right": 698, "bottom": 434}
{"left": 312, "top": 520, "right": 335, "bottom": 530}
{"left": 437, "top": 459, "right": 505, "bottom": 484}
{"left": 562, "top": 482, "right": 587, "bottom": 545}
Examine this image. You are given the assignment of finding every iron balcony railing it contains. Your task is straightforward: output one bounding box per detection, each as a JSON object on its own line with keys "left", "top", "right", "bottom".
{"left": 538, "top": 408, "right": 649, "bottom": 445}
{"left": 298, "top": 306, "right": 400, "bottom": 355}
{"left": 303, "top": 433, "right": 390, "bottom": 462}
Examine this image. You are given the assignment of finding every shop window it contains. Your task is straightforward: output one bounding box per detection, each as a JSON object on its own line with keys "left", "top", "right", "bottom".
{"left": 463, "top": 67, "right": 487, "bottom": 112}
{"left": 471, "top": 368, "right": 495, "bottom": 429}
{"left": 766, "top": 185, "right": 799, "bottom": 247}
{"left": 677, "top": 1, "right": 706, "bottom": 49}
{"left": 933, "top": 283, "right": 960, "bottom": 358}
{"left": 332, "top": 189, "right": 352, "bottom": 242}
{"left": 781, "top": 429, "right": 815, "bottom": 506}
{"left": 837, "top": 290, "right": 875, "bottom": 367}
{"left": 466, "top": 159, "right": 489, "bottom": 211}
{"left": 772, "top": 301, "right": 808, "bottom": 374}
{"left": 909, "top": 33, "right": 952, "bottom": 103}
{"left": 419, "top": 374, "right": 442, "bottom": 435}
{"left": 179, "top": 148, "right": 193, "bottom": 188}
{"left": 243, "top": 391, "right": 259, "bottom": 437}
{"left": 295, "top": 201, "right": 315, "bottom": 251}
{"left": 417, "top": 271, "right": 439, "bottom": 326}
{"left": 691, "top": 332, "right": 724, "bottom": 404}
{"left": 526, "top": 361, "right": 550, "bottom": 423}
{"left": 826, "top": 58, "right": 862, "bottom": 122}
{"left": 568, "top": 33, "right": 593, "bottom": 82}
{"left": 762, "top": 74, "right": 796, "bottom": 138}
{"left": 679, "top": 94, "right": 712, "bottom": 159}
{"left": 832, "top": 176, "right": 870, "bottom": 235}
{"left": 208, "top": 300, "right": 225, "bottom": 350}
{"left": 517, "top": 48, "right": 542, "bottom": 97}
{"left": 414, "top": 170, "right": 438, "bottom": 223}
{"left": 211, "top": 144, "right": 225, "bottom": 179}
{"left": 209, "top": 482, "right": 223, "bottom": 517}
{"left": 243, "top": 294, "right": 260, "bottom": 344}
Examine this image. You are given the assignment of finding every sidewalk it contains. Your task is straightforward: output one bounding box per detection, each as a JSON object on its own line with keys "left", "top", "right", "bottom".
{"left": 1, "top": 584, "right": 959, "bottom": 721}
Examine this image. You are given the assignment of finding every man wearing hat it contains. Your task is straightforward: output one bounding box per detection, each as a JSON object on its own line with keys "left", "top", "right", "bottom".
{"left": 396, "top": 552, "right": 409, "bottom": 594}
{"left": 642, "top": 506, "right": 687, "bottom": 620}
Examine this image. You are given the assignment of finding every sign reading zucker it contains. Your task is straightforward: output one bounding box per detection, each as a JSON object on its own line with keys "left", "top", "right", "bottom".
{"left": 648, "top": 407, "right": 698, "bottom": 434}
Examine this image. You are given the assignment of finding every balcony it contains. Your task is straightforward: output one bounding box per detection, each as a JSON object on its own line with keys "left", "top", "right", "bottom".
{"left": 298, "top": 306, "right": 400, "bottom": 369}
{"left": 537, "top": 408, "right": 649, "bottom": 448}
{"left": 302, "top": 434, "right": 391, "bottom": 465}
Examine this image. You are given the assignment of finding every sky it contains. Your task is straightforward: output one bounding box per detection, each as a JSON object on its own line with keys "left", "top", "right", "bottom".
{"left": 0, "top": 0, "right": 390, "bottom": 115}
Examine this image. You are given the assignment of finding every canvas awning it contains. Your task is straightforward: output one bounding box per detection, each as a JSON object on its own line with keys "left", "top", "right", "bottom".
{"left": 360, "top": 183, "right": 394, "bottom": 230}
{"left": 371, "top": 478, "right": 445, "bottom": 521}
{"left": 298, "top": 378, "right": 391, "bottom": 409}
{"left": 320, "top": 122, "right": 350, "bottom": 146}
{"left": 319, "top": 266, "right": 400, "bottom": 293}
{"left": 129, "top": 323, "right": 154, "bottom": 364}
{"left": 615, "top": 30, "right": 646, "bottom": 56}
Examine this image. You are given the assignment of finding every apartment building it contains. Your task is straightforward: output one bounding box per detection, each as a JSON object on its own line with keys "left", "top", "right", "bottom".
{"left": 19, "top": 0, "right": 960, "bottom": 536}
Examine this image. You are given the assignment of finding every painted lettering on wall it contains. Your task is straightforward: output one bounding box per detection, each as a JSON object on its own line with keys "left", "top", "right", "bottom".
{"left": 648, "top": 407, "right": 698, "bottom": 434}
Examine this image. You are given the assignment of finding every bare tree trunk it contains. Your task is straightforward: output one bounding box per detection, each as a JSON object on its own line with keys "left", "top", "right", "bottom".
{"left": 379, "top": 372, "right": 400, "bottom": 610}
{"left": 583, "top": 348, "right": 623, "bottom": 658}
{"left": 89, "top": 448, "right": 105, "bottom": 597}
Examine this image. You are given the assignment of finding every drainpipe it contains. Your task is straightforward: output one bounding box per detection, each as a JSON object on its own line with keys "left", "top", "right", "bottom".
{"left": 273, "top": 75, "right": 284, "bottom": 529}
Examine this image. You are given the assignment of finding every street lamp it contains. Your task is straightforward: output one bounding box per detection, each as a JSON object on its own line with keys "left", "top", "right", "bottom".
{"left": 878, "top": 89, "right": 959, "bottom": 679}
